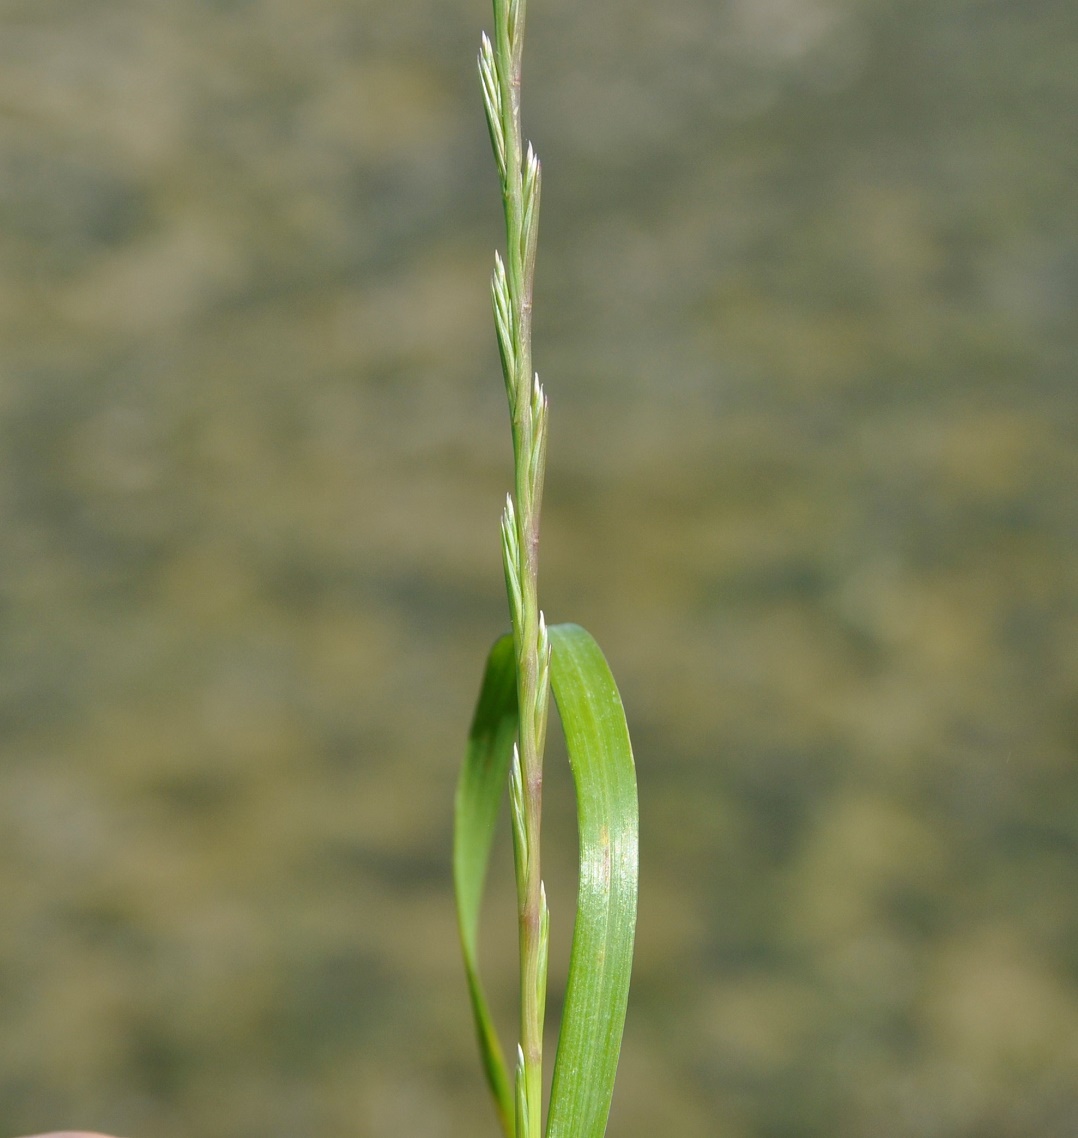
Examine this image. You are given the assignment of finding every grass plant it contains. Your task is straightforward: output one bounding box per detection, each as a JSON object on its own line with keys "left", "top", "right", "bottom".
{"left": 453, "top": 1, "right": 639, "bottom": 1136}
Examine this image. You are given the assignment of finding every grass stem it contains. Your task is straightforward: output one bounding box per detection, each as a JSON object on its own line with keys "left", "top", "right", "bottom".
{"left": 481, "top": 0, "right": 550, "bottom": 1133}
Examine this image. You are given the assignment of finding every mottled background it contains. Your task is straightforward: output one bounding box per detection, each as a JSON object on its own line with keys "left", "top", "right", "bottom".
{"left": 1, "top": 1, "right": 1076, "bottom": 1136}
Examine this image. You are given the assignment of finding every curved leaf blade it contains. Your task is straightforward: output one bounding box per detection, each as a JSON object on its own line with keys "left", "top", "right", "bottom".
{"left": 454, "top": 633, "right": 517, "bottom": 1137}
{"left": 547, "top": 623, "right": 639, "bottom": 1138}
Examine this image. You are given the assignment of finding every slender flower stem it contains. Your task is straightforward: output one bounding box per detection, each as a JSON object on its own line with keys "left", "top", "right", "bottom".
{"left": 480, "top": 0, "right": 550, "bottom": 1134}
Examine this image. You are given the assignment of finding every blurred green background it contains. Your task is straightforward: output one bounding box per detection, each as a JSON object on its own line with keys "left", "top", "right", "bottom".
{"left": 1, "top": 0, "right": 1076, "bottom": 1136}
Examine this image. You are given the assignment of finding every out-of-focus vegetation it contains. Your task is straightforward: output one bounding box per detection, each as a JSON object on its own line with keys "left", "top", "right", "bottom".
{"left": 0, "top": 1, "right": 1075, "bottom": 1137}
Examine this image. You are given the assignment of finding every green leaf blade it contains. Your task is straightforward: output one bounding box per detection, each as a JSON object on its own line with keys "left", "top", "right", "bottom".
{"left": 454, "top": 633, "right": 518, "bottom": 1138}
{"left": 547, "top": 623, "right": 639, "bottom": 1138}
